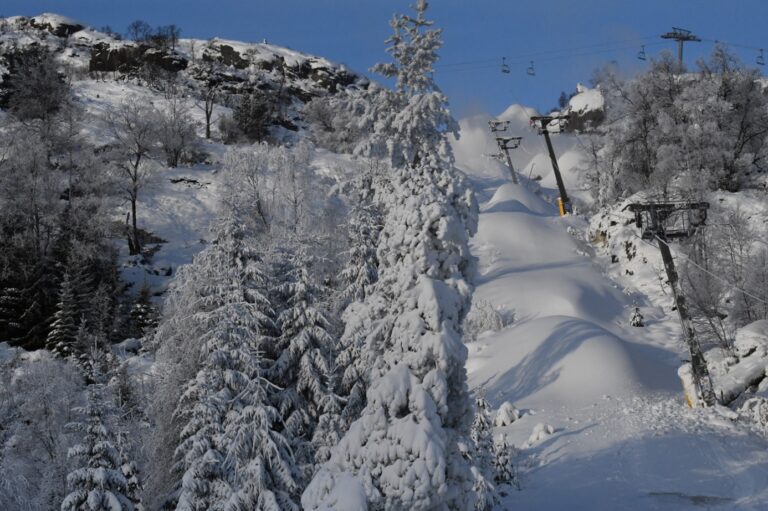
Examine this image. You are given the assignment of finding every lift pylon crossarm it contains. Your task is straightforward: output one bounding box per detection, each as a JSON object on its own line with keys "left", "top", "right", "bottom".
{"left": 624, "top": 201, "right": 709, "bottom": 240}
{"left": 488, "top": 120, "right": 510, "bottom": 133}
{"left": 530, "top": 114, "right": 571, "bottom": 134}
{"left": 496, "top": 136, "right": 523, "bottom": 150}
{"left": 661, "top": 27, "right": 701, "bottom": 42}
{"left": 660, "top": 27, "right": 701, "bottom": 71}
{"left": 625, "top": 200, "right": 716, "bottom": 407}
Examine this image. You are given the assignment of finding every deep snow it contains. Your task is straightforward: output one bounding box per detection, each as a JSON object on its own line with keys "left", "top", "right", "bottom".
{"left": 454, "top": 111, "right": 768, "bottom": 510}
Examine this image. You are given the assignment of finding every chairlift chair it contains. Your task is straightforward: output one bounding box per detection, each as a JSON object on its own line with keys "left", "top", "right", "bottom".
{"left": 637, "top": 45, "right": 647, "bottom": 61}
{"left": 758, "top": 49, "right": 765, "bottom": 66}
{"left": 526, "top": 60, "right": 535, "bottom": 76}
{"left": 501, "top": 57, "right": 511, "bottom": 74}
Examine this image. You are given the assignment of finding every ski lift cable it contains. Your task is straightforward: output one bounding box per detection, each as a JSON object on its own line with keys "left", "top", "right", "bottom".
{"left": 435, "top": 42, "right": 668, "bottom": 74}
{"left": 437, "top": 43, "right": 652, "bottom": 70}
{"left": 435, "top": 35, "right": 660, "bottom": 69}
{"left": 700, "top": 37, "right": 764, "bottom": 52}
{"left": 630, "top": 231, "right": 768, "bottom": 306}
{"left": 598, "top": 210, "right": 768, "bottom": 306}
{"left": 654, "top": 234, "right": 768, "bottom": 306}
{"left": 435, "top": 35, "right": 766, "bottom": 72}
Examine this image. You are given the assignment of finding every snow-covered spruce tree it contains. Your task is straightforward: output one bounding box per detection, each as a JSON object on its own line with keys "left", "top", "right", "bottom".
{"left": 492, "top": 433, "right": 517, "bottom": 491}
{"left": 337, "top": 169, "right": 383, "bottom": 310}
{"left": 269, "top": 245, "right": 341, "bottom": 476}
{"left": 62, "top": 366, "right": 134, "bottom": 511}
{"left": 333, "top": 165, "right": 385, "bottom": 427}
{"left": 303, "top": 2, "right": 479, "bottom": 509}
{"left": 153, "top": 214, "right": 299, "bottom": 510}
{"left": 127, "top": 282, "right": 159, "bottom": 339}
{"left": 116, "top": 432, "right": 143, "bottom": 510}
{"left": 47, "top": 270, "right": 82, "bottom": 358}
{"left": 471, "top": 395, "right": 496, "bottom": 510}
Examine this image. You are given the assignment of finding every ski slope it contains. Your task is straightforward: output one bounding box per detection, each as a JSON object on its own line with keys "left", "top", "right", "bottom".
{"left": 454, "top": 109, "right": 768, "bottom": 510}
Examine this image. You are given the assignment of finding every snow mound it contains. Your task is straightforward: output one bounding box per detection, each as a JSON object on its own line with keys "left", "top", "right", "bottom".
{"left": 484, "top": 182, "right": 554, "bottom": 216}
{"left": 494, "top": 401, "right": 521, "bottom": 426}
{"left": 525, "top": 423, "right": 555, "bottom": 446}
{"left": 568, "top": 83, "right": 604, "bottom": 113}
{"left": 469, "top": 316, "right": 669, "bottom": 407}
{"left": 497, "top": 103, "right": 539, "bottom": 128}
{"left": 735, "top": 320, "right": 768, "bottom": 358}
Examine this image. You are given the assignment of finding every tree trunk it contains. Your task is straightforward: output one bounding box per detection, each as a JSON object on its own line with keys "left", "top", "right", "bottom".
{"left": 130, "top": 196, "right": 140, "bottom": 255}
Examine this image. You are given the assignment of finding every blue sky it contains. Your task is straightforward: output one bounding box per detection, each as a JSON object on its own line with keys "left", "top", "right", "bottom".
{"left": 4, "top": 1, "right": 767, "bottom": 117}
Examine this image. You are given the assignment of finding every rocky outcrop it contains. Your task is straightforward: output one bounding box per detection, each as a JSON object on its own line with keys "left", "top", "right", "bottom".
{"left": 216, "top": 44, "right": 250, "bottom": 69}
{"left": 89, "top": 43, "right": 188, "bottom": 73}
{"left": 564, "top": 108, "right": 605, "bottom": 133}
{"left": 26, "top": 16, "right": 84, "bottom": 38}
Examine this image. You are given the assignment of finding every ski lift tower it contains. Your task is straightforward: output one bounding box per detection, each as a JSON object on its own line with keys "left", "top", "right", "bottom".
{"left": 488, "top": 120, "right": 521, "bottom": 184}
{"left": 624, "top": 200, "right": 716, "bottom": 407}
{"left": 661, "top": 27, "right": 701, "bottom": 72}
{"left": 530, "top": 114, "right": 571, "bottom": 215}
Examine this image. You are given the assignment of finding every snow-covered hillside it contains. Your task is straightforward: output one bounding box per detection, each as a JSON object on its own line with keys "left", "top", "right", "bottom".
{"left": 0, "top": 13, "right": 367, "bottom": 299}
{"left": 4, "top": 6, "right": 768, "bottom": 510}
{"left": 453, "top": 107, "right": 768, "bottom": 510}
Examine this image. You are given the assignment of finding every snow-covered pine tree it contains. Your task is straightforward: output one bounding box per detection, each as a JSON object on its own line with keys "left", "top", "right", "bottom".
{"left": 87, "top": 282, "right": 116, "bottom": 340}
{"left": 337, "top": 170, "right": 382, "bottom": 309}
{"left": 493, "top": 433, "right": 517, "bottom": 491}
{"left": 471, "top": 395, "right": 496, "bottom": 510}
{"left": 303, "top": 2, "right": 479, "bottom": 509}
{"left": 333, "top": 165, "right": 385, "bottom": 428}
{"left": 62, "top": 366, "right": 134, "bottom": 511}
{"left": 222, "top": 349, "right": 300, "bottom": 511}
{"left": 116, "top": 432, "right": 143, "bottom": 510}
{"left": 47, "top": 271, "right": 82, "bottom": 358}
{"left": 269, "top": 245, "right": 340, "bottom": 478}
{"left": 158, "top": 214, "right": 299, "bottom": 510}
{"left": 128, "top": 282, "right": 158, "bottom": 338}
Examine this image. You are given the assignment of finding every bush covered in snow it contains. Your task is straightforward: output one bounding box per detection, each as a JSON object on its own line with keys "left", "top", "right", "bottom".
{"left": 734, "top": 320, "right": 768, "bottom": 358}
{"left": 525, "top": 423, "right": 555, "bottom": 447}
{"left": 464, "top": 299, "right": 514, "bottom": 342}
{"left": 494, "top": 401, "right": 522, "bottom": 427}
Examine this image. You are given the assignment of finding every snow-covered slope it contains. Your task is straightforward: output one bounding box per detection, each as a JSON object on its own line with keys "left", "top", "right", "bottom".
{"left": 0, "top": 14, "right": 366, "bottom": 299}
{"left": 454, "top": 105, "right": 768, "bottom": 510}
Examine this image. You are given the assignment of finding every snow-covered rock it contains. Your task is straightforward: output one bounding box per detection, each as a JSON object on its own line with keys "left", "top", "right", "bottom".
{"left": 568, "top": 83, "right": 604, "bottom": 114}
{"left": 735, "top": 320, "right": 768, "bottom": 358}
{"left": 113, "top": 338, "right": 142, "bottom": 356}
{"left": 494, "top": 401, "right": 521, "bottom": 426}
{"left": 525, "top": 423, "right": 555, "bottom": 446}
